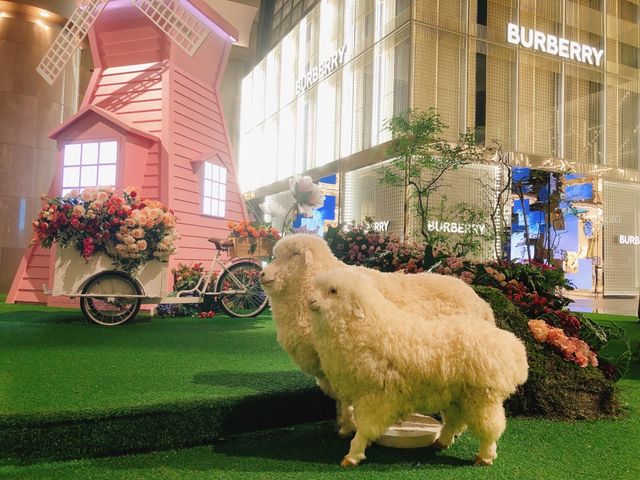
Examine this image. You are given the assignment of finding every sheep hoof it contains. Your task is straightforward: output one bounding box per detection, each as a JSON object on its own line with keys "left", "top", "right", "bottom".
{"left": 473, "top": 456, "right": 493, "bottom": 467}
{"left": 430, "top": 439, "right": 448, "bottom": 451}
{"left": 340, "top": 456, "right": 361, "bottom": 468}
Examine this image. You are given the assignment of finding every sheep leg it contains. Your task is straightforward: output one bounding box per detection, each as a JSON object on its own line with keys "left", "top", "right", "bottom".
{"left": 316, "top": 376, "right": 355, "bottom": 435}
{"left": 341, "top": 395, "right": 398, "bottom": 467}
{"left": 464, "top": 399, "right": 506, "bottom": 466}
{"left": 341, "top": 431, "right": 368, "bottom": 468}
{"left": 337, "top": 402, "right": 357, "bottom": 437}
{"left": 435, "top": 404, "right": 467, "bottom": 449}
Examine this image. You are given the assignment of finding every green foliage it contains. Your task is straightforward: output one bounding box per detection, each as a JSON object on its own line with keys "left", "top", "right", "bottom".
{"left": 379, "top": 109, "right": 490, "bottom": 256}
{"left": 498, "top": 260, "right": 575, "bottom": 297}
{"left": 579, "top": 317, "right": 632, "bottom": 380}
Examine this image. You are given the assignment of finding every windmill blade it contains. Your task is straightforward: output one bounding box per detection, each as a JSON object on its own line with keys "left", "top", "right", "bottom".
{"left": 36, "top": 0, "right": 109, "bottom": 85}
{"left": 132, "top": 0, "right": 210, "bottom": 57}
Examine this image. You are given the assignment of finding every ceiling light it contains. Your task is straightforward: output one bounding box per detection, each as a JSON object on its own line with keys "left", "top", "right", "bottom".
{"left": 39, "top": 11, "right": 51, "bottom": 18}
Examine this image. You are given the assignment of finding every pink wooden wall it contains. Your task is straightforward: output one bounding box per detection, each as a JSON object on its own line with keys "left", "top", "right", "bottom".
{"left": 8, "top": 1, "right": 245, "bottom": 304}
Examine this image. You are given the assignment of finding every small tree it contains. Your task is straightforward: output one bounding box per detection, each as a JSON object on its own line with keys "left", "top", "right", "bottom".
{"left": 477, "top": 142, "right": 512, "bottom": 260}
{"left": 380, "top": 109, "right": 489, "bottom": 264}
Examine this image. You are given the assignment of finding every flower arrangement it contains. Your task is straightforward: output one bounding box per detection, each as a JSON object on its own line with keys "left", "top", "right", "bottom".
{"left": 432, "top": 257, "right": 631, "bottom": 375}
{"left": 156, "top": 262, "right": 217, "bottom": 318}
{"left": 529, "top": 319, "right": 598, "bottom": 368}
{"left": 227, "top": 221, "right": 281, "bottom": 240}
{"left": 32, "top": 187, "right": 178, "bottom": 273}
{"left": 326, "top": 221, "right": 427, "bottom": 274}
{"left": 173, "top": 262, "right": 209, "bottom": 291}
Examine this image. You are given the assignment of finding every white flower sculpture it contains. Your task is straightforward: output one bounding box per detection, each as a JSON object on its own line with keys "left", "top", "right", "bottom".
{"left": 289, "top": 175, "right": 325, "bottom": 217}
{"left": 259, "top": 201, "right": 288, "bottom": 219}
{"left": 277, "top": 175, "right": 325, "bottom": 233}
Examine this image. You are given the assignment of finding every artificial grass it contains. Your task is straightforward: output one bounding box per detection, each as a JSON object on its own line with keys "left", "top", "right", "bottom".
{"left": 0, "top": 306, "right": 305, "bottom": 415}
{"left": 0, "top": 300, "right": 333, "bottom": 460}
{"left": 1, "top": 379, "right": 638, "bottom": 480}
{"left": 1, "top": 293, "right": 638, "bottom": 470}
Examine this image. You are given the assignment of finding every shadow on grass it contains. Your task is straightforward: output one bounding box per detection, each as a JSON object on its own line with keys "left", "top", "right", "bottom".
{"left": 211, "top": 423, "right": 470, "bottom": 472}
{"left": 89, "top": 423, "right": 470, "bottom": 475}
{"left": 192, "top": 370, "right": 313, "bottom": 392}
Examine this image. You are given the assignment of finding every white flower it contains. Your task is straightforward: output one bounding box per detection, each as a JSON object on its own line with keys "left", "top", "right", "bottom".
{"left": 289, "top": 175, "right": 325, "bottom": 215}
{"left": 259, "top": 201, "right": 288, "bottom": 218}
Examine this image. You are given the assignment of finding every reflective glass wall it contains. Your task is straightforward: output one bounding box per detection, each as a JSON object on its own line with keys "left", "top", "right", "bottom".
{"left": 459, "top": 0, "right": 639, "bottom": 165}
{"left": 240, "top": 0, "right": 411, "bottom": 192}
{"left": 240, "top": 0, "right": 640, "bottom": 194}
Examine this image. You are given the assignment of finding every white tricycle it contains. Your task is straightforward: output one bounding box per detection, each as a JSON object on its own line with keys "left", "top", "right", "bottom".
{"left": 49, "top": 238, "right": 269, "bottom": 326}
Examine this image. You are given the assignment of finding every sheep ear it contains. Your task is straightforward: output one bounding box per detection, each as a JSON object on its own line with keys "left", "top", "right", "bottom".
{"left": 353, "top": 301, "right": 365, "bottom": 320}
{"left": 304, "top": 250, "right": 314, "bottom": 266}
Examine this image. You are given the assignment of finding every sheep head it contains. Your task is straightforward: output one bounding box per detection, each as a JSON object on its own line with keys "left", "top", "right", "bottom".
{"left": 260, "top": 234, "right": 340, "bottom": 296}
{"left": 309, "top": 269, "right": 372, "bottom": 332}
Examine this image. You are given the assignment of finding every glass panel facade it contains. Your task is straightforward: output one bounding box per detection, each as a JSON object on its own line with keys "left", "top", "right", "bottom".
{"left": 240, "top": 0, "right": 640, "bottom": 287}
{"left": 240, "top": 0, "right": 411, "bottom": 191}
{"left": 242, "top": 0, "right": 639, "bottom": 181}
{"left": 603, "top": 180, "right": 640, "bottom": 295}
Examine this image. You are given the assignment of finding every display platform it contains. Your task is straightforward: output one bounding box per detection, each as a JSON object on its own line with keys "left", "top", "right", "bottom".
{"left": 0, "top": 299, "right": 333, "bottom": 461}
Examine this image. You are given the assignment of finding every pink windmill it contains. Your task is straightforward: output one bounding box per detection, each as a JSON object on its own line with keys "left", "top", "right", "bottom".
{"left": 8, "top": 0, "right": 248, "bottom": 305}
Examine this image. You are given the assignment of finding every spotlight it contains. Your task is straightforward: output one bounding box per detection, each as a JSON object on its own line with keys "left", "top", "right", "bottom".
{"left": 39, "top": 11, "right": 51, "bottom": 18}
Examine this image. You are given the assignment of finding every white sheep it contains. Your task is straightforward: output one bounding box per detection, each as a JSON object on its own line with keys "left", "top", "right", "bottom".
{"left": 308, "top": 268, "right": 529, "bottom": 468}
{"left": 260, "top": 234, "right": 495, "bottom": 435}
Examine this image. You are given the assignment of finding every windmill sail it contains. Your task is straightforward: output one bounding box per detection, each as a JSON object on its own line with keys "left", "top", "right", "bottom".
{"left": 132, "top": 0, "right": 209, "bottom": 57}
{"left": 36, "top": 0, "right": 109, "bottom": 85}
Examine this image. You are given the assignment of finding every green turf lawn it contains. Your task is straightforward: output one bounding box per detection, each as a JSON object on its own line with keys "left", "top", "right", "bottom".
{"left": 1, "top": 380, "right": 638, "bottom": 480}
{"left": 0, "top": 301, "right": 638, "bottom": 479}
{"left": 0, "top": 296, "right": 312, "bottom": 416}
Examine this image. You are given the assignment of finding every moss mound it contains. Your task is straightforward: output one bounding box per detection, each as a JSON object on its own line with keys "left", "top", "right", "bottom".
{"left": 473, "top": 286, "right": 621, "bottom": 419}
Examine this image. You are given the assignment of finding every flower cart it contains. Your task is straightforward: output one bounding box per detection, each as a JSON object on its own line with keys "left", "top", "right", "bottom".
{"left": 37, "top": 188, "right": 270, "bottom": 326}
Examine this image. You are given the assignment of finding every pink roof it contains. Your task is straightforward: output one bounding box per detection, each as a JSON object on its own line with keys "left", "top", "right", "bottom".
{"left": 49, "top": 105, "right": 160, "bottom": 143}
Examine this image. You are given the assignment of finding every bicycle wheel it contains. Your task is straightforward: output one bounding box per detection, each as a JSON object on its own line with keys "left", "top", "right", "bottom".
{"left": 80, "top": 271, "right": 142, "bottom": 326}
{"left": 216, "top": 261, "right": 269, "bottom": 318}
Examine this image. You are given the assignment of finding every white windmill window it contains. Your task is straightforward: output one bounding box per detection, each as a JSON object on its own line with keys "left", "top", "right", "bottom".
{"left": 62, "top": 140, "right": 118, "bottom": 195}
{"left": 202, "top": 161, "right": 227, "bottom": 217}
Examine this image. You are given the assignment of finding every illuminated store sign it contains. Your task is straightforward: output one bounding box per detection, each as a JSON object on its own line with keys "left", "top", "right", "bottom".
{"left": 427, "top": 221, "right": 486, "bottom": 235}
{"left": 370, "top": 221, "right": 390, "bottom": 232}
{"left": 618, "top": 235, "right": 640, "bottom": 245}
{"left": 296, "top": 45, "right": 348, "bottom": 95}
{"left": 507, "top": 23, "right": 604, "bottom": 67}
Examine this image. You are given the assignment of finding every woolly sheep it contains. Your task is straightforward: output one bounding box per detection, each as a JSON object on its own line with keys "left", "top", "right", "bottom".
{"left": 260, "top": 234, "right": 495, "bottom": 435}
{"left": 308, "top": 268, "right": 528, "bottom": 467}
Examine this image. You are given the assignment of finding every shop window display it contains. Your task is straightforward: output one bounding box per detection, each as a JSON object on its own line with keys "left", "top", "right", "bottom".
{"left": 510, "top": 167, "right": 601, "bottom": 291}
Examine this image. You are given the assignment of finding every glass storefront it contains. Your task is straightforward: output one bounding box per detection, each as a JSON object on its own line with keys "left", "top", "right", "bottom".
{"left": 240, "top": 0, "right": 640, "bottom": 294}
